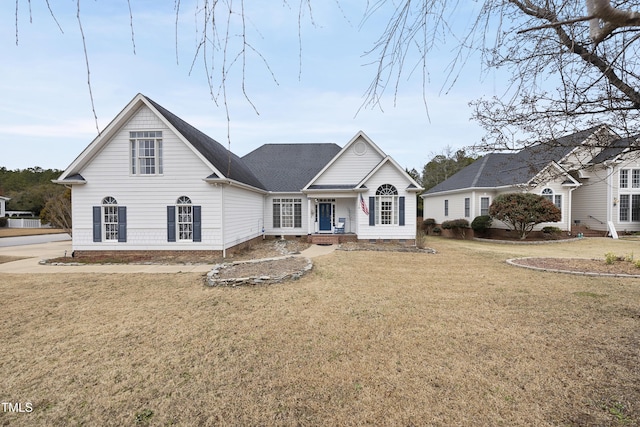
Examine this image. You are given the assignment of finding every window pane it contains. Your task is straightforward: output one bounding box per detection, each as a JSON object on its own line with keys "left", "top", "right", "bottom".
{"left": 480, "top": 197, "right": 489, "bottom": 216}
{"left": 633, "top": 170, "right": 640, "bottom": 188}
{"left": 620, "top": 195, "right": 630, "bottom": 221}
{"left": 621, "top": 170, "right": 629, "bottom": 188}
{"left": 294, "top": 201, "right": 302, "bottom": 228}
{"left": 633, "top": 195, "right": 640, "bottom": 222}
{"left": 273, "top": 202, "right": 281, "bottom": 228}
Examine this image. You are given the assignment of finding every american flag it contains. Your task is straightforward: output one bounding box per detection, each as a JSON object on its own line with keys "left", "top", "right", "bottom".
{"left": 360, "top": 194, "right": 369, "bottom": 215}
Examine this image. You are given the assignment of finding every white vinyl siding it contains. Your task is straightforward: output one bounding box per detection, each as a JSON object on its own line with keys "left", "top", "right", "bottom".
{"left": 70, "top": 105, "right": 225, "bottom": 251}
{"left": 313, "top": 137, "right": 383, "bottom": 186}
{"left": 358, "top": 162, "right": 416, "bottom": 240}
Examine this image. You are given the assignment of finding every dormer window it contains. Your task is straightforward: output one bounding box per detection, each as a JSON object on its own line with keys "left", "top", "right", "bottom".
{"left": 130, "top": 131, "right": 163, "bottom": 175}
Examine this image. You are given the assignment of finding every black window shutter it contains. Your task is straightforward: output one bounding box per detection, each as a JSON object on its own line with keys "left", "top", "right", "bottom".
{"left": 369, "top": 197, "right": 375, "bottom": 226}
{"left": 167, "top": 206, "right": 176, "bottom": 242}
{"left": 117, "top": 206, "right": 127, "bottom": 242}
{"left": 193, "top": 206, "right": 202, "bottom": 242}
{"left": 92, "top": 206, "right": 102, "bottom": 242}
{"left": 399, "top": 196, "right": 405, "bottom": 226}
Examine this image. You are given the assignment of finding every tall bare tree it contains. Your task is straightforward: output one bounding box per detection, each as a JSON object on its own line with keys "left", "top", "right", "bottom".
{"left": 364, "top": 0, "right": 640, "bottom": 150}
{"left": 12, "top": 1, "right": 640, "bottom": 151}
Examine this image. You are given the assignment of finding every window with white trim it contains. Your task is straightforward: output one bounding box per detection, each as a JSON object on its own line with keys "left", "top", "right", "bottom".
{"left": 619, "top": 168, "right": 640, "bottom": 189}
{"left": 480, "top": 197, "right": 490, "bottom": 216}
{"left": 102, "top": 197, "right": 118, "bottom": 241}
{"left": 177, "top": 196, "right": 193, "bottom": 241}
{"left": 273, "top": 198, "right": 302, "bottom": 228}
{"left": 464, "top": 198, "right": 470, "bottom": 217}
{"left": 444, "top": 199, "right": 449, "bottom": 217}
{"left": 541, "top": 188, "right": 562, "bottom": 210}
{"left": 376, "top": 184, "right": 398, "bottom": 225}
{"left": 130, "top": 131, "right": 163, "bottom": 175}
{"left": 619, "top": 194, "right": 640, "bottom": 222}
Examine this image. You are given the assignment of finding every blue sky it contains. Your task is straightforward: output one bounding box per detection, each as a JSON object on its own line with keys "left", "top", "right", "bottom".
{"left": 1, "top": 1, "right": 497, "bottom": 173}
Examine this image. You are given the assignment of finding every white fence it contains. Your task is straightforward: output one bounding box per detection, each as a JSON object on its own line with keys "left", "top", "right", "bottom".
{"left": 7, "top": 218, "right": 50, "bottom": 229}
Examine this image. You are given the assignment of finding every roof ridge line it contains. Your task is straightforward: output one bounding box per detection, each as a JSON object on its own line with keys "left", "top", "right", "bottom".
{"left": 471, "top": 154, "right": 491, "bottom": 188}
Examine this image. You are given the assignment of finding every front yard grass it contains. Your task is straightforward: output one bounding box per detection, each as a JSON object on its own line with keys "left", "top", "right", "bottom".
{"left": 1, "top": 238, "right": 639, "bottom": 426}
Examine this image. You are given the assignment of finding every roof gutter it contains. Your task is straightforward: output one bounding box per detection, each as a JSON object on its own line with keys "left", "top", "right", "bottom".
{"left": 203, "top": 177, "right": 268, "bottom": 194}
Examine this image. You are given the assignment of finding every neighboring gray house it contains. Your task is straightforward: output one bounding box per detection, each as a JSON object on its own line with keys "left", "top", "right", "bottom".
{"left": 422, "top": 126, "right": 640, "bottom": 235}
{"left": 55, "top": 94, "right": 423, "bottom": 256}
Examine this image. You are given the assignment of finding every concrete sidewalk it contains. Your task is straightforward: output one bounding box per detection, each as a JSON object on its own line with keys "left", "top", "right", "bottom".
{"left": 0, "top": 241, "right": 336, "bottom": 274}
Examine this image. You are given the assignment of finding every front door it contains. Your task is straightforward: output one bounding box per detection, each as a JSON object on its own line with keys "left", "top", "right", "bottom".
{"left": 319, "top": 203, "right": 332, "bottom": 232}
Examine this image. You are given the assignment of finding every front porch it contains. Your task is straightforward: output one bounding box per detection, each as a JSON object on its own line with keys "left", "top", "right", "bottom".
{"left": 308, "top": 233, "right": 358, "bottom": 245}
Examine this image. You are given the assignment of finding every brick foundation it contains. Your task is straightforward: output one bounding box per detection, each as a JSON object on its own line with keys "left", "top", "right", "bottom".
{"left": 73, "top": 235, "right": 268, "bottom": 259}
{"left": 359, "top": 238, "right": 416, "bottom": 245}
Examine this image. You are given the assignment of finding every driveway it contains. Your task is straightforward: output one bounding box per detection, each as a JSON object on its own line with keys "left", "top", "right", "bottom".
{"left": 0, "top": 233, "right": 71, "bottom": 247}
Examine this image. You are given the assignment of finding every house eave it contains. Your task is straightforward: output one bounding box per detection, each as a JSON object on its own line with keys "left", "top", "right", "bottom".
{"left": 52, "top": 179, "right": 86, "bottom": 185}
{"left": 422, "top": 185, "right": 515, "bottom": 198}
{"left": 303, "top": 188, "right": 363, "bottom": 194}
{"left": 203, "top": 177, "right": 268, "bottom": 194}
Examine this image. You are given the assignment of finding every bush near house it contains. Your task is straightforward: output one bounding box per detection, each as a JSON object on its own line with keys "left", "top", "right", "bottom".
{"left": 422, "top": 218, "right": 437, "bottom": 234}
{"left": 0, "top": 217, "right": 7, "bottom": 228}
{"left": 471, "top": 215, "right": 493, "bottom": 237}
{"left": 489, "top": 193, "right": 561, "bottom": 240}
{"left": 441, "top": 218, "right": 470, "bottom": 239}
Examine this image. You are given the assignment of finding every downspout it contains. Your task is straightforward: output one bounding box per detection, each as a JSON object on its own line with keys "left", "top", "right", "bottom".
{"left": 221, "top": 184, "right": 226, "bottom": 258}
{"left": 607, "top": 164, "right": 613, "bottom": 225}
{"left": 568, "top": 186, "right": 576, "bottom": 235}
{"left": 307, "top": 197, "right": 312, "bottom": 238}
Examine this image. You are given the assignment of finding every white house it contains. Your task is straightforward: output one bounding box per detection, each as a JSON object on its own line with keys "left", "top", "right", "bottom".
{"left": 55, "top": 94, "right": 423, "bottom": 256}
{"left": 422, "top": 125, "right": 640, "bottom": 236}
{"left": 0, "top": 196, "right": 9, "bottom": 218}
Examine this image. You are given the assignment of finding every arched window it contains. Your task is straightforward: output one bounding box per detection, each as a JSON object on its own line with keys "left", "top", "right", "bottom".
{"left": 102, "top": 197, "right": 119, "bottom": 241}
{"left": 376, "top": 184, "right": 398, "bottom": 225}
{"left": 541, "top": 188, "right": 562, "bottom": 213}
{"left": 177, "top": 196, "right": 193, "bottom": 241}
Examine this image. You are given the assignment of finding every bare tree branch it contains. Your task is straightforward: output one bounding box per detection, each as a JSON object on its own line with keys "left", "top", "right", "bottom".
{"left": 76, "top": 0, "right": 100, "bottom": 134}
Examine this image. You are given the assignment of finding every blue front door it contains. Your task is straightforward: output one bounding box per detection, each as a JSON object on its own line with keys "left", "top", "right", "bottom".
{"left": 319, "top": 203, "right": 332, "bottom": 232}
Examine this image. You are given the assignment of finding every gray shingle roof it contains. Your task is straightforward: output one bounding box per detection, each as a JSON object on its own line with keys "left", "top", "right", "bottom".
{"left": 425, "top": 127, "right": 604, "bottom": 195}
{"left": 145, "top": 96, "right": 266, "bottom": 190}
{"left": 242, "top": 143, "right": 342, "bottom": 192}
{"left": 590, "top": 135, "right": 639, "bottom": 164}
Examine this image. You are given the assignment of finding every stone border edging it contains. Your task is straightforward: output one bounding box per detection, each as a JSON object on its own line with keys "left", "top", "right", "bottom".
{"left": 206, "top": 255, "right": 313, "bottom": 287}
{"left": 474, "top": 237, "right": 582, "bottom": 245}
{"left": 506, "top": 257, "right": 640, "bottom": 278}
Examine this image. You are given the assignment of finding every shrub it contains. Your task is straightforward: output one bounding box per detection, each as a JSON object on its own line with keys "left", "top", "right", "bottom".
{"left": 422, "top": 218, "right": 436, "bottom": 234}
{"left": 441, "top": 218, "right": 470, "bottom": 239}
{"left": 471, "top": 215, "right": 492, "bottom": 236}
{"left": 489, "top": 193, "right": 561, "bottom": 240}
{"left": 432, "top": 227, "right": 441, "bottom": 234}
{"left": 542, "top": 226, "right": 561, "bottom": 234}
{"left": 0, "top": 217, "right": 6, "bottom": 228}
{"left": 605, "top": 252, "right": 617, "bottom": 265}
